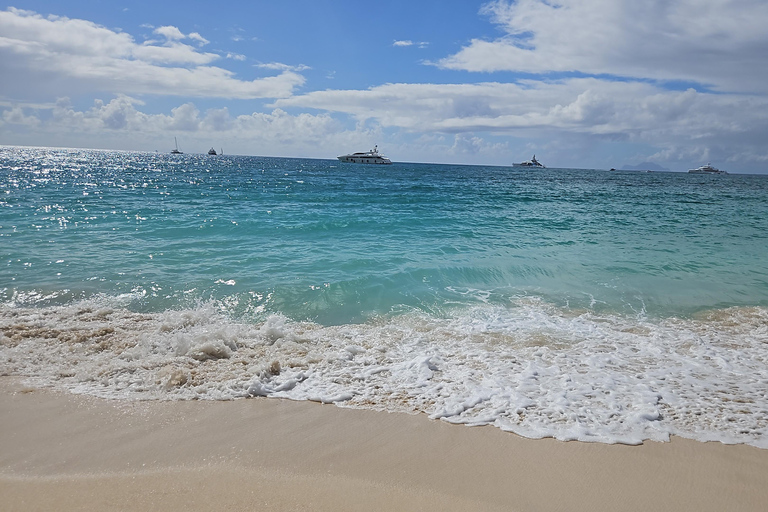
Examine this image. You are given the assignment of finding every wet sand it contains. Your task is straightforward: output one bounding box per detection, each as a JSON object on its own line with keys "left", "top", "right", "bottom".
{"left": 2, "top": 377, "right": 767, "bottom": 511}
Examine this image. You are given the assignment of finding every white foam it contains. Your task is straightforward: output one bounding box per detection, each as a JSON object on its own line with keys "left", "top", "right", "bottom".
{"left": 2, "top": 297, "right": 768, "bottom": 448}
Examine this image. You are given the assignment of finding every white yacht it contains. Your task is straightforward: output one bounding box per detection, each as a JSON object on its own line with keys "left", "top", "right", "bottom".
{"left": 337, "top": 145, "right": 392, "bottom": 165}
{"left": 688, "top": 163, "right": 727, "bottom": 174}
{"left": 516, "top": 155, "right": 545, "bottom": 168}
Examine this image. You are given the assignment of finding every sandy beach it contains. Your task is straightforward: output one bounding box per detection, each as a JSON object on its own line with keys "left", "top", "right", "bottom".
{"left": 1, "top": 377, "right": 767, "bottom": 512}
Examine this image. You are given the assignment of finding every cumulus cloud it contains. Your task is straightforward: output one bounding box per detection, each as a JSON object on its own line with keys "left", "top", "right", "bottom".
{"left": 50, "top": 96, "right": 147, "bottom": 132}
{"left": 0, "top": 96, "right": 345, "bottom": 152}
{"left": 436, "top": 0, "right": 768, "bottom": 94}
{"left": 451, "top": 133, "right": 485, "bottom": 155}
{"left": 201, "top": 107, "right": 234, "bottom": 132}
{"left": 153, "top": 25, "right": 186, "bottom": 41}
{"left": 2, "top": 105, "right": 41, "bottom": 127}
{"left": 273, "top": 78, "right": 768, "bottom": 164}
{"left": 0, "top": 8, "right": 305, "bottom": 99}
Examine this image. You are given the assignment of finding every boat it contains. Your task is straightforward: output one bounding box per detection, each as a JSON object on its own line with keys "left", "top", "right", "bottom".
{"left": 337, "top": 145, "right": 392, "bottom": 165}
{"left": 171, "top": 137, "right": 183, "bottom": 154}
{"left": 208, "top": 147, "right": 217, "bottom": 155}
{"left": 516, "top": 155, "right": 545, "bottom": 168}
{"left": 688, "top": 163, "right": 727, "bottom": 174}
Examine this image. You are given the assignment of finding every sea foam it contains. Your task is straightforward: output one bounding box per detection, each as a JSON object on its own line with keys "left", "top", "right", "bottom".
{"left": 2, "top": 297, "right": 767, "bottom": 448}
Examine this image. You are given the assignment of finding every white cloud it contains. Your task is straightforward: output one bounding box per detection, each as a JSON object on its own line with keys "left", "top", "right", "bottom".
{"left": 256, "top": 62, "right": 311, "bottom": 72}
{"left": 149, "top": 26, "right": 209, "bottom": 47}
{"left": 273, "top": 78, "right": 768, "bottom": 165}
{"left": 2, "top": 105, "right": 41, "bottom": 127}
{"left": 3, "top": 90, "right": 767, "bottom": 168}
{"left": 49, "top": 96, "right": 148, "bottom": 132}
{"left": 0, "top": 8, "right": 305, "bottom": 100}
{"left": 437, "top": 0, "right": 768, "bottom": 94}
{"left": 201, "top": 107, "right": 234, "bottom": 132}
{"left": 0, "top": 97, "right": 348, "bottom": 156}
{"left": 154, "top": 25, "right": 185, "bottom": 41}
{"left": 450, "top": 133, "right": 484, "bottom": 155}
{"left": 167, "top": 103, "right": 202, "bottom": 131}
{"left": 187, "top": 32, "right": 209, "bottom": 46}
{"left": 393, "top": 40, "right": 428, "bottom": 48}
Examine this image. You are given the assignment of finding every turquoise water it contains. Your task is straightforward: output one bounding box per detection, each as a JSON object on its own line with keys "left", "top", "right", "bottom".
{"left": 3, "top": 146, "right": 768, "bottom": 446}
{"left": 4, "top": 146, "right": 767, "bottom": 320}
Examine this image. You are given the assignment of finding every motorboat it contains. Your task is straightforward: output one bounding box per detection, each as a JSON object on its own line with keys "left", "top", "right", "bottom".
{"left": 516, "top": 155, "right": 545, "bottom": 168}
{"left": 208, "top": 147, "right": 217, "bottom": 155}
{"left": 688, "top": 163, "right": 727, "bottom": 174}
{"left": 337, "top": 145, "right": 392, "bottom": 165}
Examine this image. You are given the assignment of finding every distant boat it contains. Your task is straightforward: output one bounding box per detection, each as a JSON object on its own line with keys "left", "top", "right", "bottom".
{"left": 688, "top": 163, "right": 727, "bottom": 175}
{"left": 337, "top": 145, "right": 392, "bottom": 165}
{"left": 515, "top": 155, "right": 545, "bottom": 168}
{"left": 208, "top": 147, "right": 217, "bottom": 155}
{"left": 171, "top": 137, "right": 183, "bottom": 154}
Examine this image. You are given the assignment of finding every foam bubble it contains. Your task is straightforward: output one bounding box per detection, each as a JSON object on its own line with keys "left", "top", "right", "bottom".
{"left": 2, "top": 298, "right": 767, "bottom": 448}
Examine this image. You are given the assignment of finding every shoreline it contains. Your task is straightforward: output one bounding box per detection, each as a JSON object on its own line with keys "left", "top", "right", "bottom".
{"left": 2, "top": 377, "right": 767, "bottom": 511}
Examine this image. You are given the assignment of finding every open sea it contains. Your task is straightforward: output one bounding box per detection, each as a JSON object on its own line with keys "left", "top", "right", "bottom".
{"left": 2, "top": 146, "right": 768, "bottom": 447}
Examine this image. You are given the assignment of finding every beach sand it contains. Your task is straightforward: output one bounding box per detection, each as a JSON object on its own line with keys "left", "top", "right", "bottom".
{"left": 1, "top": 377, "right": 767, "bottom": 511}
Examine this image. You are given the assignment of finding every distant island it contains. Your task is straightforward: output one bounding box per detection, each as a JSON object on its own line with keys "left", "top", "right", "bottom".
{"left": 621, "top": 162, "right": 670, "bottom": 171}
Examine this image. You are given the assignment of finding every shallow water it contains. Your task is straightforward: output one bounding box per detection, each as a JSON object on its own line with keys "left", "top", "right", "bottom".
{"left": 2, "top": 146, "right": 768, "bottom": 446}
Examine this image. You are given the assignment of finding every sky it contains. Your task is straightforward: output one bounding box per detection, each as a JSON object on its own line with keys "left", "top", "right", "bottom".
{"left": 1, "top": 1, "right": 768, "bottom": 172}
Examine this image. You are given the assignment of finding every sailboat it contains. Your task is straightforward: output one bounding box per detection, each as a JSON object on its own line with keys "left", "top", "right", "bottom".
{"left": 171, "top": 137, "right": 183, "bottom": 154}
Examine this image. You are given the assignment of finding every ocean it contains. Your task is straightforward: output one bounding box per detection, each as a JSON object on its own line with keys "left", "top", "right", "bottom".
{"left": 2, "top": 146, "right": 768, "bottom": 447}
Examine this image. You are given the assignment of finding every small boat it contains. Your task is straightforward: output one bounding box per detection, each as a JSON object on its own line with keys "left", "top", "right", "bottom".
{"left": 208, "top": 147, "right": 217, "bottom": 155}
{"left": 516, "top": 155, "right": 545, "bottom": 168}
{"left": 171, "top": 137, "right": 183, "bottom": 154}
{"left": 337, "top": 145, "right": 392, "bottom": 165}
{"left": 688, "top": 163, "right": 727, "bottom": 174}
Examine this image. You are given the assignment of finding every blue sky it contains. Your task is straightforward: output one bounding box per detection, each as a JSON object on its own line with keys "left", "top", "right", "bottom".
{"left": 2, "top": 1, "right": 768, "bottom": 172}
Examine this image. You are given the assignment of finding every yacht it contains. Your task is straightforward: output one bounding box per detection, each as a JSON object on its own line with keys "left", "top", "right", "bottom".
{"left": 516, "top": 155, "right": 545, "bottom": 168}
{"left": 337, "top": 145, "right": 392, "bottom": 165}
{"left": 688, "top": 163, "right": 727, "bottom": 174}
{"left": 208, "top": 147, "right": 217, "bottom": 155}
